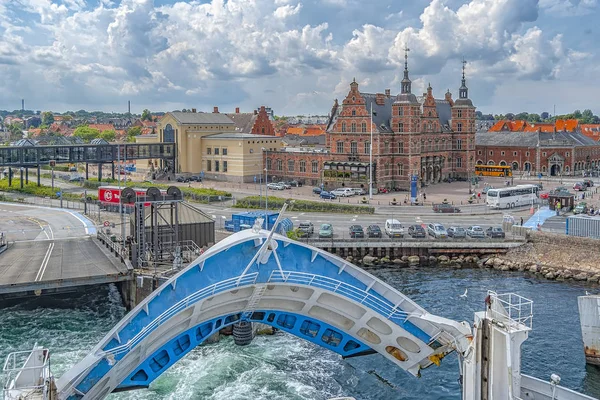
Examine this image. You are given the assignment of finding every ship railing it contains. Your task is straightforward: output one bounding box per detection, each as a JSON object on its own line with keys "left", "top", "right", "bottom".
{"left": 267, "top": 270, "right": 411, "bottom": 322}
{"left": 2, "top": 347, "right": 51, "bottom": 400}
{"left": 97, "top": 272, "right": 259, "bottom": 359}
{"left": 488, "top": 291, "right": 533, "bottom": 330}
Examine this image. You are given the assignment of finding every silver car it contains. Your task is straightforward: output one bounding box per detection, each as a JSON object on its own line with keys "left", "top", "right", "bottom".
{"left": 427, "top": 223, "right": 448, "bottom": 239}
{"left": 447, "top": 226, "right": 466, "bottom": 238}
{"left": 466, "top": 226, "right": 486, "bottom": 238}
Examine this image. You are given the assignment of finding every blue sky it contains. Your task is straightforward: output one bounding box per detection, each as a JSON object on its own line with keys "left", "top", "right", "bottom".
{"left": 0, "top": 0, "right": 598, "bottom": 116}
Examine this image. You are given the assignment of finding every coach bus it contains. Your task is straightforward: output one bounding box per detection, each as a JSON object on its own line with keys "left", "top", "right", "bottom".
{"left": 486, "top": 184, "right": 539, "bottom": 209}
{"left": 475, "top": 165, "right": 513, "bottom": 177}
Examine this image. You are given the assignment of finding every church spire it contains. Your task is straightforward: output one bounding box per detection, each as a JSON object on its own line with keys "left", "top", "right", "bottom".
{"left": 401, "top": 45, "right": 411, "bottom": 94}
{"left": 459, "top": 58, "right": 469, "bottom": 99}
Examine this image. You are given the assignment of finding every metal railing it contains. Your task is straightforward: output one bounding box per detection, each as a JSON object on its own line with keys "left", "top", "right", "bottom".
{"left": 267, "top": 270, "right": 411, "bottom": 323}
{"left": 97, "top": 272, "right": 259, "bottom": 358}
{"left": 488, "top": 291, "right": 533, "bottom": 330}
{"left": 2, "top": 348, "right": 51, "bottom": 400}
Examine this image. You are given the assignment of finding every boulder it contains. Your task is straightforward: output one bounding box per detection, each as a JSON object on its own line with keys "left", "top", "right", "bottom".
{"left": 407, "top": 255, "right": 421, "bottom": 266}
{"left": 401, "top": 255, "right": 409, "bottom": 262}
{"left": 380, "top": 256, "right": 391, "bottom": 264}
{"left": 485, "top": 258, "right": 495, "bottom": 267}
{"left": 574, "top": 272, "right": 589, "bottom": 281}
{"left": 429, "top": 256, "right": 438, "bottom": 264}
{"left": 545, "top": 272, "right": 556, "bottom": 280}
{"left": 362, "top": 255, "right": 378, "bottom": 266}
{"left": 437, "top": 255, "right": 450, "bottom": 263}
{"left": 493, "top": 258, "right": 505, "bottom": 268}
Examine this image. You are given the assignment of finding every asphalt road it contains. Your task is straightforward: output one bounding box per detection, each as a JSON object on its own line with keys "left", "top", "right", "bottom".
{"left": 0, "top": 203, "right": 126, "bottom": 290}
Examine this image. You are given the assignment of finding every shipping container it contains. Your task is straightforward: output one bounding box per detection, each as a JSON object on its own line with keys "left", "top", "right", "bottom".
{"left": 225, "top": 211, "right": 293, "bottom": 235}
{"left": 565, "top": 215, "right": 600, "bottom": 239}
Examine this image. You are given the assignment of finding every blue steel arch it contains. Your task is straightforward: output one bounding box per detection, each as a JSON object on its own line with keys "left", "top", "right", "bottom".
{"left": 56, "top": 229, "right": 471, "bottom": 399}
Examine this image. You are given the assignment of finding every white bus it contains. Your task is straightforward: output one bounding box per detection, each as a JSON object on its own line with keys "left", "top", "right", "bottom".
{"left": 486, "top": 184, "right": 539, "bottom": 209}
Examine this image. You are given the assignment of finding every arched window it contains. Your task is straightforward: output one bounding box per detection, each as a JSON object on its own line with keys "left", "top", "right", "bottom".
{"left": 276, "top": 159, "right": 283, "bottom": 171}
{"left": 352, "top": 110, "right": 356, "bottom": 116}
{"left": 524, "top": 162, "right": 531, "bottom": 171}
{"left": 341, "top": 122, "right": 346, "bottom": 132}
{"left": 488, "top": 161, "right": 495, "bottom": 165}
{"left": 311, "top": 160, "right": 318, "bottom": 173}
{"left": 361, "top": 122, "right": 367, "bottom": 132}
{"left": 500, "top": 161, "right": 507, "bottom": 166}
{"left": 542, "top": 166, "right": 547, "bottom": 173}
{"left": 476, "top": 160, "right": 483, "bottom": 165}
{"left": 351, "top": 122, "right": 357, "bottom": 132}
{"left": 512, "top": 162, "right": 519, "bottom": 170}
{"left": 336, "top": 141, "right": 344, "bottom": 153}
{"left": 266, "top": 158, "right": 272, "bottom": 170}
{"left": 398, "top": 163, "right": 404, "bottom": 176}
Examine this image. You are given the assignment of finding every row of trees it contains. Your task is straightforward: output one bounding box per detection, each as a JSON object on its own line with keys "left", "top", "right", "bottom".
{"left": 72, "top": 126, "right": 143, "bottom": 142}
{"left": 477, "top": 109, "right": 600, "bottom": 124}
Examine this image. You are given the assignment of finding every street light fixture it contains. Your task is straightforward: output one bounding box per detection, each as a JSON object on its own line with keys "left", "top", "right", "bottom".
{"left": 262, "top": 147, "right": 268, "bottom": 230}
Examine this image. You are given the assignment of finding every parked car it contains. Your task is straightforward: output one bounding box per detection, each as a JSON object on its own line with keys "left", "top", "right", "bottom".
{"left": 552, "top": 186, "right": 569, "bottom": 194}
{"left": 267, "top": 183, "right": 284, "bottom": 190}
{"left": 312, "top": 187, "right": 323, "bottom": 194}
{"left": 176, "top": 175, "right": 190, "bottom": 183}
{"left": 407, "top": 224, "right": 426, "bottom": 238}
{"left": 432, "top": 203, "right": 461, "bottom": 213}
{"left": 384, "top": 219, "right": 404, "bottom": 238}
{"left": 351, "top": 188, "right": 367, "bottom": 196}
{"left": 573, "top": 202, "right": 588, "bottom": 215}
{"left": 331, "top": 188, "right": 354, "bottom": 197}
{"left": 278, "top": 182, "right": 291, "bottom": 189}
{"left": 377, "top": 187, "right": 389, "bottom": 194}
{"left": 447, "top": 226, "right": 466, "bottom": 238}
{"left": 466, "top": 226, "right": 486, "bottom": 238}
{"left": 297, "top": 222, "right": 314, "bottom": 237}
{"left": 486, "top": 226, "right": 506, "bottom": 238}
{"left": 366, "top": 225, "right": 382, "bottom": 238}
{"left": 427, "top": 223, "right": 448, "bottom": 239}
{"left": 349, "top": 225, "right": 365, "bottom": 239}
{"left": 320, "top": 191, "right": 337, "bottom": 200}
{"left": 583, "top": 179, "right": 594, "bottom": 188}
{"left": 288, "top": 180, "right": 302, "bottom": 187}
{"left": 69, "top": 175, "right": 84, "bottom": 182}
{"left": 189, "top": 175, "right": 203, "bottom": 182}
{"left": 319, "top": 223, "right": 333, "bottom": 238}
{"left": 573, "top": 182, "right": 586, "bottom": 191}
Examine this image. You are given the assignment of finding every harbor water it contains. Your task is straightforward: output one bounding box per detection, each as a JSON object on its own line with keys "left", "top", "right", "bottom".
{"left": 1, "top": 268, "right": 600, "bottom": 399}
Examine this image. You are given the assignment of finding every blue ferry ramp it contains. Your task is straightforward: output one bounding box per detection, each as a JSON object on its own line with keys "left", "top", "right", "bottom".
{"left": 56, "top": 227, "right": 473, "bottom": 399}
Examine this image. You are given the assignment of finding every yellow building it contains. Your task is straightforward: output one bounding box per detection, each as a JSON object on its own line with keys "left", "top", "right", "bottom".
{"left": 147, "top": 109, "right": 283, "bottom": 182}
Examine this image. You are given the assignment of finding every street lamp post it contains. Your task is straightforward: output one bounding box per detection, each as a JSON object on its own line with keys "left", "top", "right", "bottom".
{"left": 369, "top": 103, "right": 373, "bottom": 200}
{"left": 262, "top": 148, "right": 269, "bottom": 230}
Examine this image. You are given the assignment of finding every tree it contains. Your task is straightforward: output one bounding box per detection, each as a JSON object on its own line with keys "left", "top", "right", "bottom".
{"left": 515, "top": 112, "right": 529, "bottom": 121}
{"left": 73, "top": 126, "right": 101, "bottom": 142}
{"left": 141, "top": 109, "right": 152, "bottom": 121}
{"left": 527, "top": 114, "right": 541, "bottom": 123}
{"left": 100, "top": 130, "right": 116, "bottom": 142}
{"left": 505, "top": 113, "right": 515, "bottom": 120}
{"left": 581, "top": 109, "right": 595, "bottom": 124}
{"left": 573, "top": 110, "right": 582, "bottom": 119}
{"left": 541, "top": 112, "right": 549, "bottom": 120}
{"left": 8, "top": 123, "right": 24, "bottom": 141}
{"left": 126, "top": 126, "right": 142, "bottom": 142}
{"left": 41, "top": 111, "right": 54, "bottom": 126}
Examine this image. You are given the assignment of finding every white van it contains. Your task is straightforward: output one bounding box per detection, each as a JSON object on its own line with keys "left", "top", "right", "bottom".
{"left": 385, "top": 219, "right": 404, "bottom": 238}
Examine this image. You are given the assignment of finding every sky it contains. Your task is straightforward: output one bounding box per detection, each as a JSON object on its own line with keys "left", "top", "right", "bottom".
{"left": 0, "top": 0, "right": 598, "bottom": 116}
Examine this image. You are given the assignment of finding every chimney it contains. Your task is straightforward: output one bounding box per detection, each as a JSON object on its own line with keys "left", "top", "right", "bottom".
{"left": 213, "top": 106, "right": 219, "bottom": 113}
{"left": 385, "top": 89, "right": 390, "bottom": 97}
{"left": 235, "top": 107, "right": 240, "bottom": 113}
{"left": 375, "top": 93, "right": 385, "bottom": 106}
{"left": 21, "top": 99, "right": 24, "bottom": 111}
{"left": 191, "top": 108, "right": 197, "bottom": 113}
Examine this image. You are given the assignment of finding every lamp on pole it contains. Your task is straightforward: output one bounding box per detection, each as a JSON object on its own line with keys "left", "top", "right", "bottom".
{"left": 369, "top": 103, "right": 373, "bottom": 200}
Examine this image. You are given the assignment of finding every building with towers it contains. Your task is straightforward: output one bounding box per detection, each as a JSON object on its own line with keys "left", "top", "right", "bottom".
{"left": 265, "top": 49, "right": 477, "bottom": 190}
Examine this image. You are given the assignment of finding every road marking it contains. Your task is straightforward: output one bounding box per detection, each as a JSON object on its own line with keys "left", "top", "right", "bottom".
{"left": 35, "top": 242, "right": 55, "bottom": 282}
{"left": 351, "top": 218, "right": 357, "bottom": 222}
{"left": 291, "top": 216, "right": 298, "bottom": 219}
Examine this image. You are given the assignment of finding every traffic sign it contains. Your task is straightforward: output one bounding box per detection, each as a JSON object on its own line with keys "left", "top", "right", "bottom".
{"left": 103, "top": 221, "right": 110, "bottom": 227}
{"left": 254, "top": 176, "right": 257, "bottom": 183}
{"left": 56, "top": 191, "right": 61, "bottom": 197}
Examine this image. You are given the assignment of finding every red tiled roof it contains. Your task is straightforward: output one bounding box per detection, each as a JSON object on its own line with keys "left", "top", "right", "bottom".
{"left": 286, "top": 127, "right": 304, "bottom": 135}
{"left": 555, "top": 119, "right": 579, "bottom": 132}
{"left": 489, "top": 119, "right": 580, "bottom": 133}
{"left": 88, "top": 124, "right": 115, "bottom": 132}
{"left": 581, "top": 124, "right": 600, "bottom": 141}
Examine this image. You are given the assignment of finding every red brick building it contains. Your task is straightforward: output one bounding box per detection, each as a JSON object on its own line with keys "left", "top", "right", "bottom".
{"left": 224, "top": 105, "right": 275, "bottom": 136}
{"left": 265, "top": 52, "right": 476, "bottom": 189}
{"left": 476, "top": 130, "right": 600, "bottom": 176}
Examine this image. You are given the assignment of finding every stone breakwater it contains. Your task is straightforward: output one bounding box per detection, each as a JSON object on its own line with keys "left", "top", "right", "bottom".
{"left": 348, "top": 232, "right": 600, "bottom": 285}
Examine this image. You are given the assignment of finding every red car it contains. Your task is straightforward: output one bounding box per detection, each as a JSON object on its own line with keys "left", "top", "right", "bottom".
{"left": 573, "top": 182, "right": 586, "bottom": 191}
{"left": 377, "top": 187, "right": 389, "bottom": 194}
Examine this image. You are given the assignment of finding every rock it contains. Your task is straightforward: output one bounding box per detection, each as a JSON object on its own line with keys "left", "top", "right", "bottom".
{"left": 485, "top": 258, "right": 495, "bottom": 267}
{"left": 545, "top": 272, "right": 556, "bottom": 279}
{"left": 493, "top": 258, "right": 505, "bottom": 268}
{"left": 561, "top": 270, "right": 573, "bottom": 279}
{"left": 429, "top": 256, "right": 437, "bottom": 264}
{"left": 500, "top": 264, "right": 511, "bottom": 271}
{"left": 392, "top": 258, "right": 403, "bottom": 265}
{"left": 588, "top": 274, "right": 600, "bottom": 282}
{"left": 574, "top": 272, "right": 589, "bottom": 281}
{"left": 464, "top": 256, "right": 473, "bottom": 264}
{"left": 437, "top": 255, "right": 450, "bottom": 262}
{"left": 401, "top": 255, "right": 409, "bottom": 262}
{"left": 407, "top": 255, "right": 421, "bottom": 266}
{"left": 528, "top": 265, "right": 539, "bottom": 273}
{"left": 380, "top": 257, "right": 391, "bottom": 264}
{"left": 362, "top": 255, "right": 377, "bottom": 266}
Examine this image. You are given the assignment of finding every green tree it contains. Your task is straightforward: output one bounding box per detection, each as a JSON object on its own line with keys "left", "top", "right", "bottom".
{"left": 73, "top": 126, "right": 101, "bottom": 142}
{"left": 581, "top": 109, "right": 595, "bottom": 124}
{"left": 541, "top": 112, "right": 549, "bottom": 120}
{"left": 573, "top": 110, "right": 582, "bottom": 119}
{"left": 515, "top": 112, "right": 529, "bottom": 120}
{"left": 126, "top": 126, "right": 142, "bottom": 142}
{"left": 100, "top": 129, "right": 116, "bottom": 142}
{"left": 8, "top": 123, "right": 24, "bottom": 141}
{"left": 141, "top": 109, "right": 152, "bottom": 121}
{"left": 527, "top": 114, "right": 541, "bottom": 123}
{"left": 41, "top": 111, "right": 54, "bottom": 126}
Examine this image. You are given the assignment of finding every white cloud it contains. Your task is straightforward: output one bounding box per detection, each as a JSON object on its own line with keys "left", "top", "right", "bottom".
{"left": 539, "top": 0, "right": 598, "bottom": 16}
{"left": 274, "top": 3, "right": 302, "bottom": 19}
{"left": 0, "top": 0, "right": 595, "bottom": 115}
